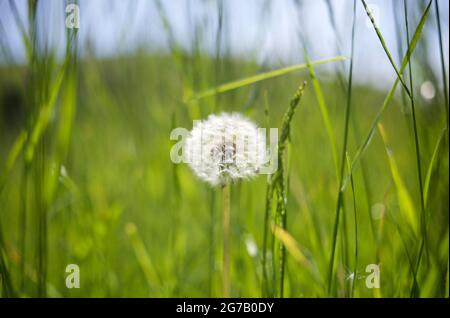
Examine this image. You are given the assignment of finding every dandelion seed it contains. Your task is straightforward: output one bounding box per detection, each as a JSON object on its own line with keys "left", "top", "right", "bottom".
{"left": 245, "top": 236, "right": 258, "bottom": 258}
{"left": 371, "top": 203, "right": 385, "bottom": 220}
{"left": 185, "top": 112, "right": 266, "bottom": 187}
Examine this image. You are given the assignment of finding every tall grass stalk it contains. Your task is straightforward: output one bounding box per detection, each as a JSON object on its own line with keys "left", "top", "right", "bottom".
{"left": 222, "top": 183, "right": 231, "bottom": 297}
{"left": 402, "top": 0, "right": 427, "bottom": 297}
{"left": 0, "top": 217, "right": 15, "bottom": 296}
{"left": 424, "top": 128, "right": 446, "bottom": 205}
{"left": 305, "top": 51, "right": 339, "bottom": 181}
{"left": 275, "top": 81, "right": 307, "bottom": 297}
{"left": 213, "top": 0, "right": 224, "bottom": 113}
{"left": 341, "top": 1, "right": 432, "bottom": 191}
{"left": 261, "top": 92, "right": 273, "bottom": 297}
{"left": 325, "top": 1, "right": 377, "bottom": 245}
{"left": 327, "top": 0, "right": 356, "bottom": 296}
{"left": 125, "top": 223, "right": 162, "bottom": 291}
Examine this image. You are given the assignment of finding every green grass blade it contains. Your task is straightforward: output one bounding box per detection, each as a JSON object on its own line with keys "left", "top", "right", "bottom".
{"left": 187, "top": 56, "right": 346, "bottom": 101}
{"left": 0, "top": 130, "right": 27, "bottom": 193}
{"left": 25, "top": 68, "right": 65, "bottom": 164}
{"left": 434, "top": 0, "right": 449, "bottom": 128}
{"left": 403, "top": 1, "right": 427, "bottom": 292}
{"left": 424, "top": 128, "right": 446, "bottom": 204}
{"left": 327, "top": 0, "right": 356, "bottom": 296}
{"left": 262, "top": 91, "right": 273, "bottom": 297}
{"left": 361, "top": 0, "right": 413, "bottom": 98}
{"left": 125, "top": 223, "right": 161, "bottom": 290}
{"left": 272, "top": 224, "right": 322, "bottom": 284}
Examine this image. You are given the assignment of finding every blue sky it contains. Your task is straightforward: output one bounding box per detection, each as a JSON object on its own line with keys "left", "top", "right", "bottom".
{"left": 0, "top": 0, "right": 448, "bottom": 89}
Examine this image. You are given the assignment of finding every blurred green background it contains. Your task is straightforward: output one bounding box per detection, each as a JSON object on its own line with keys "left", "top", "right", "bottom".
{"left": 0, "top": 0, "right": 448, "bottom": 297}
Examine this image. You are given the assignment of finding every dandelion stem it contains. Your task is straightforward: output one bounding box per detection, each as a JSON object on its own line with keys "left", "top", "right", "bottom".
{"left": 222, "top": 183, "right": 231, "bottom": 297}
{"left": 262, "top": 92, "right": 273, "bottom": 297}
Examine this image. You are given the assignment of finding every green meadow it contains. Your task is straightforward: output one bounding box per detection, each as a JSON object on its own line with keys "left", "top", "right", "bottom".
{"left": 0, "top": 0, "right": 448, "bottom": 297}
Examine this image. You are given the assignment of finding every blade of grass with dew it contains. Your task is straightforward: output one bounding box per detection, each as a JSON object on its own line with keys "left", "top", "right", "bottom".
{"left": 187, "top": 57, "right": 346, "bottom": 101}
{"left": 305, "top": 51, "right": 339, "bottom": 181}
{"left": 327, "top": 0, "right": 356, "bottom": 296}
{"left": 273, "top": 81, "right": 307, "bottom": 297}
{"left": 341, "top": 0, "right": 433, "bottom": 192}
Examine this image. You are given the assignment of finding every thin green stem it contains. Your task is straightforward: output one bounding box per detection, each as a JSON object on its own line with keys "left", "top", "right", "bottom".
{"left": 262, "top": 94, "right": 272, "bottom": 297}
{"left": 262, "top": 181, "right": 273, "bottom": 297}
{"left": 222, "top": 183, "right": 230, "bottom": 298}
{"left": 325, "top": 1, "right": 376, "bottom": 246}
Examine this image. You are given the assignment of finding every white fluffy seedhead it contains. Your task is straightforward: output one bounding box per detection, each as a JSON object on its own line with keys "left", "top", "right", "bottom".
{"left": 185, "top": 112, "right": 266, "bottom": 186}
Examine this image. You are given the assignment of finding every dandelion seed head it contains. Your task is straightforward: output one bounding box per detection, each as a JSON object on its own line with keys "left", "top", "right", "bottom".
{"left": 185, "top": 112, "right": 266, "bottom": 186}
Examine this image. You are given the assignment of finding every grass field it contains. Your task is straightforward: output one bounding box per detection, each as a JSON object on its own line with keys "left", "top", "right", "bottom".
{"left": 0, "top": 0, "right": 448, "bottom": 298}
